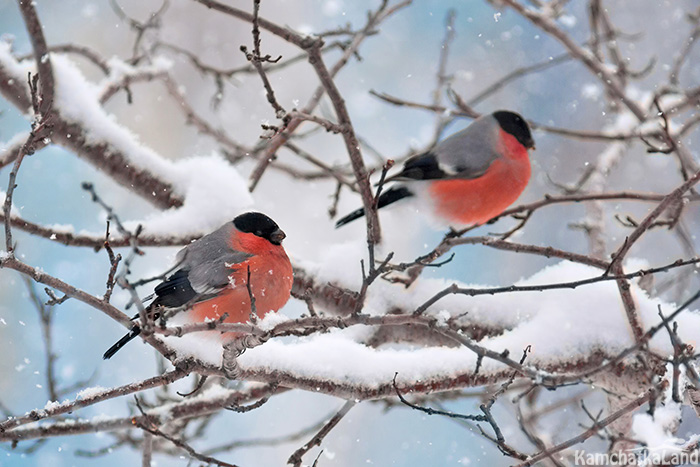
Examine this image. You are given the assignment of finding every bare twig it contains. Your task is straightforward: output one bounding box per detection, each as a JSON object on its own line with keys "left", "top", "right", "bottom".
{"left": 245, "top": 0, "right": 411, "bottom": 191}
{"left": 102, "top": 221, "right": 122, "bottom": 302}
{"left": 307, "top": 43, "right": 381, "bottom": 244}
{"left": 22, "top": 278, "right": 59, "bottom": 402}
{"left": 135, "top": 420, "right": 238, "bottom": 467}
{"left": 17, "top": 0, "right": 55, "bottom": 116}
{"left": 392, "top": 373, "right": 486, "bottom": 422}
{"left": 669, "top": 8, "right": 700, "bottom": 85}
{"left": 240, "top": 0, "right": 286, "bottom": 119}
{"left": 141, "top": 431, "right": 152, "bottom": 467}
{"left": 0, "top": 366, "right": 190, "bottom": 433}
{"left": 227, "top": 383, "right": 277, "bottom": 413}
{"left": 287, "top": 400, "right": 356, "bottom": 467}
{"left": 500, "top": 0, "right": 646, "bottom": 120}
{"left": 512, "top": 386, "right": 659, "bottom": 467}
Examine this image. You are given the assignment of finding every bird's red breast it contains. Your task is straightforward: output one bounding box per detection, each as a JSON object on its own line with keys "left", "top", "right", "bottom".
{"left": 190, "top": 231, "right": 293, "bottom": 334}
{"left": 428, "top": 129, "right": 531, "bottom": 226}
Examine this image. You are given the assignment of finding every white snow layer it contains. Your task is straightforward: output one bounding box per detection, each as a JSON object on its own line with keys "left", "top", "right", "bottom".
{"left": 121, "top": 154, "right": 254, "bottom": 235}
{"left": 631, "top": 367, "right": 695, "bottom": 458}
{"left": 231, "top": 261, "right": 700, "bottom": 388}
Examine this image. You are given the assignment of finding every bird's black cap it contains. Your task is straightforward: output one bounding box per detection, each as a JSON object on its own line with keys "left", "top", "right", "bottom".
{"left": 233, "top": 212, "right": 286, "bottom": 245}
{"left": 492, "top": 110, "right": 535, "bottom": 149}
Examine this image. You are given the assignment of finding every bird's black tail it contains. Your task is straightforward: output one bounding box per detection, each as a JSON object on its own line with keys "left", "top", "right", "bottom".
{"left": 335, "top": 186, "right": 413, "bottom": 228}
{"left": 103, "top": 326, "right": 142, "bottom": 360}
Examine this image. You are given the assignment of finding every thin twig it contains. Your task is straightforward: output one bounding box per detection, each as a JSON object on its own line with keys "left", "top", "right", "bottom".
{"left": 135, "top": 420, "right": 238, "bottom": 467}
{"left": 0, "top": 366, "right": 190, "bottom": 432}
{"left": 103, "top": 221, "right": 122, "bottom": 303}
{"left": 141, "top": 431, "right": 152, "bottom": 467}
{"left": 512, "top": 386, "right": 659, "bottom": 467}
{"left": 392, "top": 373, "right": 486, "bottom": 422}
{"left": 17, "top": 0, "right": 55, "bottom": 116}
{"left": 240, "top": 0, "right": 286, "bottom": 118}
{"left": 287, "top": 400, "right": 356, "bottom": 467}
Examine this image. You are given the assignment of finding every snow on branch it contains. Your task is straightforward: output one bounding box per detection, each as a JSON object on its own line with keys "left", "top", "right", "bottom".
{"left": 0, "top": 45, "right": 182, "bottom": 209}
{"left": 2, "top": 0, "right": 700, "bottom": 465}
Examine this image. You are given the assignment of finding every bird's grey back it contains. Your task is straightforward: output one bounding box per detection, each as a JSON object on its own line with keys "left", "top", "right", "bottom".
{"left": 433, "top": 114, "right": 500, "bottom": 178}
{"left": 176, "top": 222, "right": 253, "bottom": 294}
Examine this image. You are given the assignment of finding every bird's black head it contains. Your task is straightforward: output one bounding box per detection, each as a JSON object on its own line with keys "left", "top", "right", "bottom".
{"left": 492, "top": 110, "right": 535, "bottom": 150}
{"left": 233, "top": 212, "right": 286, "bottom": 245}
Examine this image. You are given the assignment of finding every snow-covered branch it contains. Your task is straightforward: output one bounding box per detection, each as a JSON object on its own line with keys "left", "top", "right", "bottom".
{"left": 2, "top": 0, "right": 700, "bottom": 465}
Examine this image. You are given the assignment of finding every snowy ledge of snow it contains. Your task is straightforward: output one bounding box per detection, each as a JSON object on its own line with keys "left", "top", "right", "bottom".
{"left": 0, "top": 44, "right": 175, "bottom": 180}
{"left": 631, "top": 366, "right": 695, "bottom": 456}
{"left": 297, "top": 248, "right": 615, "bottom": 332}
{"left": 121, "top": 154, "right": 254, "bottom": 236}
{"left": 0, "top": 44, "right": 254, "bottom": 236}
{"left": 298, "top": 236, "right": 684, "bottom": 336}
{"left": 43, "top": 399, "right": 71, "bottom": 412}
{"left": 632, "top": 403, "right": 685, "bottom": 457}
{"left": 225, "top": 261, "right": 700, "bottom": 390}
{"left": 51, "top": 54, "right": 175, "bottom": 179}
{"left": 257, "top": 311, "right": 292, "bottom": 332}
{"left": 0, "top": 42, "right": 32, "bottom": 114}
{"left": 44, "top": 223, "right": 76, "bottom": 235}
{"left": 76, "top": 386, "right": 108, "bottom": 400}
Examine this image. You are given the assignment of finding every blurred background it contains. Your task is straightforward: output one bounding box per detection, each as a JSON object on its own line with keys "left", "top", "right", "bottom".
{"left": 1, "top": 0, "right": 699, "bottom": 465}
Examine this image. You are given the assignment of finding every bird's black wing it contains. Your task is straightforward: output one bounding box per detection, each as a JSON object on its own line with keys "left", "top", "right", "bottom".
{"left": 152, "top": 268, "right": 199, "bottom": 308}
{"left": 103, "top": 269, "right": 209, "bottom": 360}
{"left": 389, "top": 152, "right": 447, "bottom": 181}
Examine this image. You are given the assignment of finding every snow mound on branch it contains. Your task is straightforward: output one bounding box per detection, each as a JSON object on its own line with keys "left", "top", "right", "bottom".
{"left": 122, "top": 154, "right": 254, "bottom": 236}
{"left": 230, "top": 261, "right": 700, "bottom": 387}
{"left": 49, "top": 54, "right": 177, "bottom": 179}
{"left": 242, "top": 331, "right": 482, "bottom": 387}
{"left": 631, "top": 374, "right": 698, "bottom": 460}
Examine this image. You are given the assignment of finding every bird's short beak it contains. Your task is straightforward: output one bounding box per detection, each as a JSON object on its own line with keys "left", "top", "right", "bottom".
{"left": 528, "top": 141, "right": 536, "bottom": 151}
{"left": 270, "top": 229, "right": 286, "bottom": 245}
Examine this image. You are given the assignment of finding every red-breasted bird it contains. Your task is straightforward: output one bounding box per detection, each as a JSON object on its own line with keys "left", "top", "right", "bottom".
{"left": 103, "top": 212, "right": 293, "bottom": 360}
{"left": 335, "top": 111, "right": 534, "bottom": 228}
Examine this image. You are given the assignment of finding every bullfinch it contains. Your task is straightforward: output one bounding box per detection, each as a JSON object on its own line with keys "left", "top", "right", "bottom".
{"left": 103, "top": 212, "right": 293, "bottom": 360}
{"left": 335, "top": 111, "right": 535, "bottom": 228}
